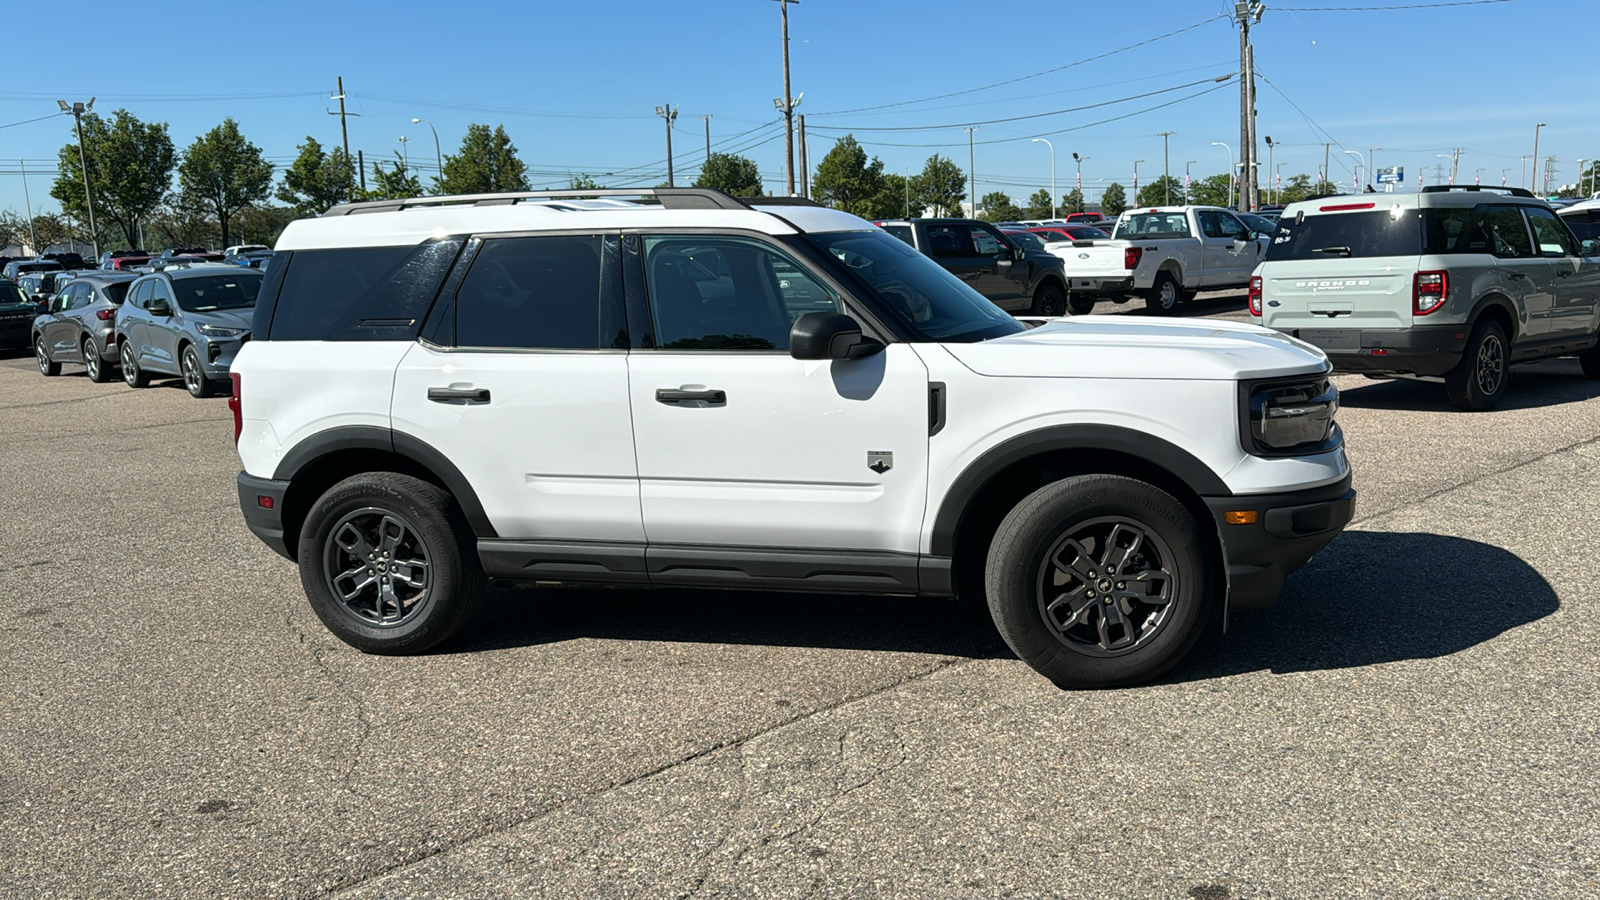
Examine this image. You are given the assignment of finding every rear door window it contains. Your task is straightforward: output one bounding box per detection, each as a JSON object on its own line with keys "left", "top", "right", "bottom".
{"left": 924, "top": 223, "right": 973, "bottom": 259}
{"left": 1266, "top": 210, "right": 1421, "bottom": 261}
{"left": 879, "top": 224, "right": 914, "bottom": 246}
{"left": 1481, "top": 205, "right": 1534, "bottom": 259}
{"left": 453, "top": 236, "right": 604, "bottom": 349}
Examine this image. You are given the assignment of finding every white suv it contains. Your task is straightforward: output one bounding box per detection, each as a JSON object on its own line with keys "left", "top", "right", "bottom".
{"left": 232, "top": 188, "right": 1354, "bottom": 688}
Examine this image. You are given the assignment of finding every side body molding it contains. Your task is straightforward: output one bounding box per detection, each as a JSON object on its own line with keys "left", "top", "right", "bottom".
{"left": 928, "top": 423, "right": 1231, "bottom": 557}
{"left": 271, "top": 425, "right": 499, "bottom": 538}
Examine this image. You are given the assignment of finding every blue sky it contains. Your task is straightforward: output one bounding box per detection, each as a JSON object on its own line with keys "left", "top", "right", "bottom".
{"left": 0, "top": 0, "right": 1589, "bottom": 219}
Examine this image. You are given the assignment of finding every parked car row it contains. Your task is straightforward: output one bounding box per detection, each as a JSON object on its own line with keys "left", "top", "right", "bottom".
{"left": 28, "top": 263, "right": 263, "bottom": 397}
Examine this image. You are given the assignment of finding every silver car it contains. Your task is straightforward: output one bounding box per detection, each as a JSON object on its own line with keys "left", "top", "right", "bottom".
{"left": 32, "top": 272, "right": 139, "bottom": 382}
{"left": 115, "top": 266, "right": 262, "bottom": 398}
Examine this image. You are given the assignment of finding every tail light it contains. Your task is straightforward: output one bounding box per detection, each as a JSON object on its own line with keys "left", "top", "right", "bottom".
{"left": 229, "top": 373, "right": 243, "bottom": 445}
{"left": 1248, "top": 276, "right": 1263, "bottom": 316}
{"left": 96, "top": 309, "right": 116, "bottom": 320}
{"left": 1124, "top": 247, "right": 1143, "bottom": 270}
{"left": 1414, "top": 271, "right": 1448, "bottom": 315}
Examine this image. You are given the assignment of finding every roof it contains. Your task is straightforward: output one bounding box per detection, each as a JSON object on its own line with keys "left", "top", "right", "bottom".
{"left": 280, "top": 188, "right": 874, "bottom": 252}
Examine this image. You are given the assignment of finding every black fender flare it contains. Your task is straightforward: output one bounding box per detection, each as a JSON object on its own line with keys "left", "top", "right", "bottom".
{"left": 928, "top": 423, "right": 1230, "bottom": 557}
{"left": 1468, "top": 292, "right": 1521, "bottom": 341}
{"left": 272, "top": 425, "right": 497, "bottom": 538}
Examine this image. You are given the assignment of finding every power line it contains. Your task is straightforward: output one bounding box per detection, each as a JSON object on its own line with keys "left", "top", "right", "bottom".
{"left": 1275, "top": 0, "right": 1511, "bottom": 9}
{"left": 0, "top": 113, "right": 64, "bottom": 130}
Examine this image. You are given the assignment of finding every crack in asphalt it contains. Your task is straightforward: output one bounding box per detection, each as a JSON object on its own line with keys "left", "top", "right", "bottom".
{"left": 277, "top": 587, "right": 376, "bottom": 800}
{"left": 326, "top": 653, "right": 984, "bottom": 897}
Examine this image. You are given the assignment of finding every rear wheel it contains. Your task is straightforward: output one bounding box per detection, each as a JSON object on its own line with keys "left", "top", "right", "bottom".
{"left": 1144, "top": 273, "right": 1181, "bottom": 316}
{"left": 1031, "top": 282, "right": 1066, "bottom": 317}
{"left": 299, "top": 472, "right": 485, "bottom": 655}
{"left": 985, "top": 474, "right": 1212, "bottom": 688}
{"left": 83, "top": 338, "right": 111, "bottom": 383}
{"left": 1445, "top": 319, "right": 1508, "bottom": 411}
{"left": 1068, "top": 294, "right": 1097, "bottom": 316}
{"left": 120, "top": 341, "right": 149, "bottom": 388}
{"left": 35, "top": 337, "right": 59, "bottom": 377}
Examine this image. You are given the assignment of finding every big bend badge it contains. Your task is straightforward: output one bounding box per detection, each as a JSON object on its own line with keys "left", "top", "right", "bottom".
{"left": 867, "top": 451, "right": 893, "bottom": 474}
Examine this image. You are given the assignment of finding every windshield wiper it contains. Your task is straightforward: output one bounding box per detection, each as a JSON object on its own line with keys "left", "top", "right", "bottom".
{"left": 1310, "top": 246, "right": 1352, "bottom": 257}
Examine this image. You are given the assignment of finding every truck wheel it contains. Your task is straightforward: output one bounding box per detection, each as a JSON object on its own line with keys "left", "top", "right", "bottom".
{"left": 1579, "top": 341, "right": 1600, "bottom": 378}
{"left": 1031, "top": 283, "right": 1066, "bottom": 317}
{"left": 1444, "top": 319, "right": 1509, "bottom": 411}
{"left": 984, "top": 474, "right": 1212, "bottom": 689}
{"left": 1144, "top": 274, "right": 1181, "bottom": 316}
{"left": 298, "top": 472, "right": 485, "bottom": 655}
{"left": 1068, "top": 295, "right": 1097, "bottom": 316}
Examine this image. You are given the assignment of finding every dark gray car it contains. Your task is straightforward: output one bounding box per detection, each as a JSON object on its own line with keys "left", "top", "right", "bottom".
{"left": 32, "top": 272, "right": 139, "bottom": 382}
{"left": 115, "top": 266, "right": 262, "bottom": 398}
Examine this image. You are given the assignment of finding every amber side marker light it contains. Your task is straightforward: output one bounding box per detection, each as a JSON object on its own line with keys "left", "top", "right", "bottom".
{"left": 1223, "top": 510, "right": 1258, "bottom": 525}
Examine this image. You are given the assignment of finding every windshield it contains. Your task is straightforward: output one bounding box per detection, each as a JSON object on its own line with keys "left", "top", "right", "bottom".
{"left": 173, "top": 272, "right": 261, "bottom": 312}
{"left": 0, "top": 282, "right": 25, "bottom": 306}
{"left": 802, "top": 231, "right": 1025, "bottom": 343}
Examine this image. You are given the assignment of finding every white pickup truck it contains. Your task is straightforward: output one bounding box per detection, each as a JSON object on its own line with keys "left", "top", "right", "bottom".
{"left": 1044, "top": 206, "right": 1271, "bottom": 315}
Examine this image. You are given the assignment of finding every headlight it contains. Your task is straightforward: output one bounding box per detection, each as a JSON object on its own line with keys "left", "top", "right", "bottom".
{"left": 197, "top": 324, "right": 247, "bottom": 338}
{"left": 1245, "top": 376, "right": 1339, "bottom": 455}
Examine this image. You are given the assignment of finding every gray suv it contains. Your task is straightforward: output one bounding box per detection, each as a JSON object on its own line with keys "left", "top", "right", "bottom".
{"left": 115, "top": 266, "right": 262, "bottom": 397}
{"left": 33, "top": 272, "right": 139, "bottom": 382}
{"left": 1253, "top": 186, "right": 1600, "bottom": 410}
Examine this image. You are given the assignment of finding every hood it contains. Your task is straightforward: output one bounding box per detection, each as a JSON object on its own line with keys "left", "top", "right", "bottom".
{"left": 942, "top": 317, "right": 1329, "bottom": 381}
{"left": 188, "top": 308, "right": 254, "bottom": 331}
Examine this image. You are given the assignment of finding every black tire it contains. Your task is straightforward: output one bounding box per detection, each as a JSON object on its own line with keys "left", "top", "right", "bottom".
{"left": 1031, "top": 282, "right": 1066, "bottom": 317}
{"left": 1579, "top": 342, "right": 1600, "bottom": 379}
{"left": 120, "top": 341, "right": 149, "bottom": 388}
{"left": 985, "top": 474, "right": 1212, "bottom": 689}
{"left": 1144, "top": 273, "right": 1181, "bottom": 316}
{"left": 298, "top": 472, "right": 485, "bottom": 655}
{"left": 1444, "top": 319, "right": 1509, "bottom": 411}
{"left": 181, "top": 344, "right": 213, "bottom": 398}
{"left": 83, "top": 338, "right": 111, "bottom": 383}
{"left": 35, "top": 337, "right": 60, "bottom": 377}
{"left": 1068, "top": 294, "right": 1097, "bottom": 316}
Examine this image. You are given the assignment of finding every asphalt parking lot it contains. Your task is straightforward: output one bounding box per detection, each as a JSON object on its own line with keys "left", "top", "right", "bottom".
{"left": 3, "top": 296, "right": 1599, "bottom": 899}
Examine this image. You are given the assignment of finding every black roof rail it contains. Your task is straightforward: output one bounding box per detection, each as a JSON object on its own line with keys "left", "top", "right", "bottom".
{"left": 1421, "top": 185, "right": 1538, "bottom": 198}
{"left": 742, "top": 196, "right": 824, "bottom": 207}
{"left": 320, "top": 187, "right": 750, "bottom": 217}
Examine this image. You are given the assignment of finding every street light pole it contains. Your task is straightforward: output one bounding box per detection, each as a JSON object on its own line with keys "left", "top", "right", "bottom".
{"left": 1072, "top": 153, "right": 1088, "bottom": 212}
{"left": 411, "top": 118, "right": 441, "bottom": 192}
{"left": 397, "top": 135, "right": 411, "bottom": 176}
{"left": 19, "top": 158, "right": 38, "bottom": 254}
{"left": 1345, "top": 150, "right": 1365, "bottom": 192}
{"left": 1369, "top": 147, "right": 1382, "bottom": 189}
{"left": 1158, "top": 131, "right": 1174, "bottom": 204}
{"left": 965, "top": 127, "right": 980, "bottom": 218}
{"left": 1212, "top": 142, "right": 1233, "bottom": 208}
{"left": 1133, "top": 160, "right": 1145, "bottom": 205}
{"left": 1184, "top": 160, "right": 1197, "bottom": 201}
{"left": 1263, "top": 135, "right": 1275, "bottom": 203}
{"left": 57, "top": 99, "right": 100, "bottom": 259}
{"left": 1032, "top": 138, "right": 1056, "bottom": 217}
{"left": 1532, "top": 123, "right": 1546, "bottom": 193}
{"left": 1576, "top": 159, "right": 1587, "bottom": 197}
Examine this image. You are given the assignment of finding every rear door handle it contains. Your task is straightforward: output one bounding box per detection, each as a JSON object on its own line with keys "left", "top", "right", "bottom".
{"left": 656, "top": 388, "right": 726, "bottom": 405}
{"left": 1506, "top": 271, "right": 1529, "bottom": 279}
{"left": 427, "top": 387, "right": 491, "bottom": 403}
{"left": 1556, "top": 269, "right": 1573, "bottom": 278}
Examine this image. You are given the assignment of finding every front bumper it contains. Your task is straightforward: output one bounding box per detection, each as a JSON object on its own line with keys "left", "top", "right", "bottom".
{"left": 1277, "top": 324, "right": 1467, "bottom": 377}
{"left": 1205, "top": 473, "right": 1355, "bottom": 611}
{"left": 238, "top": 471, "right": 292, "bottom": 560}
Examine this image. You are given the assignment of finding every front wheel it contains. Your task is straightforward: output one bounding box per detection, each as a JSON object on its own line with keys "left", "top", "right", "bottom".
{"left": 1067, "top": 294, "right": 1097, "bottom": 316}
{"left": 1031, "top": 283, "right": 1066, "bottom": 317}
{"left": 1144, "top": 273, "right": 1181, "bottom": 316}
{"left": 84, "top": 338, "right": 111, "bottom": 383}
{"left": 1445, "top": 319, "right": 1508, "bottom": 411}
{"left": 299, "top": 472, "right": 485, "bottom": 655}
{"left": 985, "top": 474, "right": 1212, "bottom": 688}
{"left": 181, "top": 345, "right": 213, "bottom": 398}
{"left": 120, "top": 341, "right": 149, "bottom": 388}
{"left": 35, "top": 337, "right": 60, "bottom": 377}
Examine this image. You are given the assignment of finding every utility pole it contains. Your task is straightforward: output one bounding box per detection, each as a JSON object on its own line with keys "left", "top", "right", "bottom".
{"left": 331, "top": 77, "right": 351, "bottom": 164}
{"left": 1234, "top": 1, "right": 1264, "bottom": 211}
{"left": 1264, "top": 135, "right": 1275, "bottom": 203}
{"left": 358, "top": 150, "right": 366, "bottom": 192}
{"left": 1531, "top": 123, "right": 1546, "bottom": 193}
{"left": 798, "top": 114, "right": 809, "bottom": 199}
{"left": 700, "top": 114, "right": 712, "bottom": 163}
{"left": 1322, "top": 143, "right": 1332, "bottom": 193}
{"left": 655, "top": 103, "right": 679, "bottom": 187}
{"left": 773, "top": 0, "right": 801, "bottom": 196}
{"left": 1185, "top": 160, "right": 1197, "bottom": 200}
{"left": 1449, "top": 148, "right": 1462, "bottom": 184}
{"left": 1073, "top": 153, "right": 1088, "bottom": 212}
{"left": 966, "top": 126, "right": 979, "bottom": 218}
{"left": 1133, "top": 160, "right": 1144, "bottom": 205}
{"left": 1158, "top": 132, "right": 1174, "bottom": 205}
{"left": 57, "top": 98, "right": 100, "bottom": 259}
{"left": 19, "top": 159, "right": 38, "bottom": 253}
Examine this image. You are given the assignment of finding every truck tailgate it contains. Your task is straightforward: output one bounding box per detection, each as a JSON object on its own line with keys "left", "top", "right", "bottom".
{"left": 1053, "top": 241, "right": 1131, "bottom": 280}
{"left": 1260, "top": 257, "right": 1420, "bottom": 334}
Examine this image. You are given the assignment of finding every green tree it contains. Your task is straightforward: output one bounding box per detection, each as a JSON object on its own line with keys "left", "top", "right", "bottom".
{"left": 1100, "top": 182, "right": 1128, "bottom": 217}
{"left": 1135, "top": 175, "right": 1185, "bottom": 208}
{"left": 0, "top": 210, "right": 24, "bottom": 251}
{"left": 233, "top": 205, "right": 297, "bottom": 246}
{"left": 177, "top": 118, "right": 274, "bottom": 249}
{"left": 913, "top": 153, "right": 965, "bottom": 216}
{"left": 1276, "top": 174, "right": 1315, "bottom": 205}
{"left": 363, "top": 154, "right": 422, "bottom": 200}
{"left": 31, "top": 212, "right": 69, "bottom": 251}
{"left": 567, "top": 173, "right": 605, "bottom": 190}
{"left": 437, "top": 124, "right": 528, "bottom": 194}
{"left": 812, "top": 135, "right": 887, "bottom": 216}
{"left": 693, "top": 152, "right": 762, "bottom": 197}
{"left": 979, "top": 191, "right": 1022, "bottom": 223}
{"left": 276, "top": 136, "right": 354, "bottom": 216}
{"left": 1025, "top": 189, "right": 1054, "bottom": 219}
{"left": 862, "top": 172, "right": 919, "bottom": 220}
{"left": 51, "top": 109, "right": 176, "bottom": 247}
{"left": 1062, "top": 188, "right": 1085, "bottom": 213}
{"left": 1186, "top": 174, "right": 1234, "bottom": 207}
{"left": 148, "top": 195, "right": 218, "bottom": 249}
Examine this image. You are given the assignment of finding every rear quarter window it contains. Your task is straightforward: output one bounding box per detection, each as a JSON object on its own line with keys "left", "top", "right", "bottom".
{"left": 1266, "top": 210, "right": 1421, "bottom": 261}
{"left": 263, "top": 239, "right": 465, "bottom": 341}
{"left": 879, "top": 224, "right": 914, "bottom": 246}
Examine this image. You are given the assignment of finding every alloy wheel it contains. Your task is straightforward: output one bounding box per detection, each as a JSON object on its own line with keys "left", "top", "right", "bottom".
{"left": 182, "top": 349, "right": 202, "bottom": 394}
{"left": 1476, "top": 333, "right": 1505, "bottom": 396}
{"left": 84, "top": 344, "right": 100, "bottom": 380}
{"left": 121, "top": 343, "right": 138, "bottom": 385}
{"left": 35, "top": 339, "right": 50, "bottom": 375}
{"left": 1036, "top": 516, "right": 1178, "bottom": 656}
{"left": 322, "top": 507, "right": 434, "bottom": 627}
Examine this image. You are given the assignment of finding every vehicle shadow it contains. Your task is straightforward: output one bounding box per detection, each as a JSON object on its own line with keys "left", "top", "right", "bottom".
{"left": 1174, "top": 529, "right": 1557, "bottom": 681}
{"left": 1336, "top": 359, "right": 1600, "bottom": 411}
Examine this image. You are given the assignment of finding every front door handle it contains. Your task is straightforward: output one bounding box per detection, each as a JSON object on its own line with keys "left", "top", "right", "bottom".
{"left": 1556, "top": 269, "right": 1573, "bottom": 278}
{"left": 1506, "top": 271, "right": 1529, "bottom": 279}
{"left": 656, "top": 388, "right": 726, "bottom": 405}
{"left": 428, "top": 387, "right": 491, "bottom": 403}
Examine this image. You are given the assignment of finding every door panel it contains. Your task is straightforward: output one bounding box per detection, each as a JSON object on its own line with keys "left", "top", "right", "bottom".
{"left": 1200, "top": 211, "right": 1253, "bottom": 287}
{"left": 1525, "top": 206, "right": 1597, "bottom": 338}
{"left": 143, "top": 281, "right": 181, "bottom": 373}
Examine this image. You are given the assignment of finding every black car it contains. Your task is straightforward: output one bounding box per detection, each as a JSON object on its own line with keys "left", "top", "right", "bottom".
{"left": 43, "top": 252, "right": 89, "bottom": 270}
{"left": 1, "top": 280, "right": 38, "bottom": 350}
{"left": 871, "top": 217, "right": 1070, "bottom": 316}
{"left": 2, "top": 258, "right": 63, "bottom": 282}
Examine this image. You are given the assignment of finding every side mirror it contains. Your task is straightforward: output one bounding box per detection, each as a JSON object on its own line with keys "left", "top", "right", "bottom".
{"left": 147, "top": 299, "right": 171, "bottom": 317}
{"left": 790, "top": 312, "right": 885, "bottom": 360}
{"left": 1582, "top": 239, "right": 1599, "bottom": 257}
{"left": 1012, "top": 246, "right": 1027, "bottom": 261}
